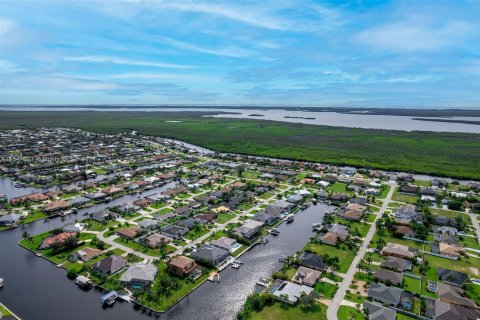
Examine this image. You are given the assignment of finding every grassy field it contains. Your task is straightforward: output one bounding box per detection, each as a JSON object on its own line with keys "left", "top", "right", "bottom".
{"left": 1, "top": 111, "right": 479, "bottom": 179}
{"left": 392, "top": 187, "right": 419, "bottom": 204}
{"left": 249, "top": 302, "right": 327, "bottom": 320}
{"left": 304, "top": 242, "right": 357, "bottom": 273}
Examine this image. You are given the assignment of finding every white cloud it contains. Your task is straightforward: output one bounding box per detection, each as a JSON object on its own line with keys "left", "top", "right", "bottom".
{"left": 157, "top": 36, "right": 253, "bottom": 58}
{"left": 155, "top": 2, "right": 291, "bottom": 30}
{"left": 354, "top": 21, "right": 469, "bottom": 52}
{"left": 63, "top": 55, "right": 194, "bottom": 69}
{"left": 107, "top": 72, "right": 219, "bottom": 83}
{"left": 0, "top": 59, "right": 25, "bottom": 73}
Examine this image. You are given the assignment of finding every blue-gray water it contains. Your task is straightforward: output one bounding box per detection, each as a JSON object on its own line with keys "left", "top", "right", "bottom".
{"left": 0, "top": 176, "right": 332, "bottom": 320}
{"left": 0, "top": 106, "right": 479, "bottom": 133}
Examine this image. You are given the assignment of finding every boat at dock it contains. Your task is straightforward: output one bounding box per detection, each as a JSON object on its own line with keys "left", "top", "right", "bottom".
{"left": 259, "top": 237, "right": 269, "bottom": 244}
{"left": 256, "top": 277, "right": 270, "bottom": 287}
{"left": 286, "top": 216, "right": 294, "bottom": 223}
{"left": 101, "top": 291, "right": 118, "bottom": 306}
{"left": 231, "top": 260, "right": 244, "bottom": 269}
{"left": 74, "top": 275, "right": 91, "bottom": 288}
{"left": 312, "top": 222, "right": 322, "bottom": 230}
{"left": 0, "top": 277, "right": 4, "bottom": 288}
{"left": 269, "top": 228, "right": 280, "bottom": 235}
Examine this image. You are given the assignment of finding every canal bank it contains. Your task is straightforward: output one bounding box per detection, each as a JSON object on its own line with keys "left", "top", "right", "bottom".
{"left": 0, "top": 181, "right": 333, "bottom": 320}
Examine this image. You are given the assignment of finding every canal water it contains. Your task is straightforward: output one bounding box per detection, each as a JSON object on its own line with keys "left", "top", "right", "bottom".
{"left": 0, "top": 176, "right": 333, "bottom": 320}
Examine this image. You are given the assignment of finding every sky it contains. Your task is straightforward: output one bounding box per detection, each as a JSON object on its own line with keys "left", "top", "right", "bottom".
{"left": 0, "top": 0, "right": 479, "bottom": 108}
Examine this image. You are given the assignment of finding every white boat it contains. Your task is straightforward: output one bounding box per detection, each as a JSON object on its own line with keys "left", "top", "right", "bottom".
{"left": 269, "top": 228, "right": 280, "bottom": 235}
{"left": 101, "top": 291, "right": 118, "bottom": 305}
{"left": 0, "top": 277, "right": 4, "bottom": 288}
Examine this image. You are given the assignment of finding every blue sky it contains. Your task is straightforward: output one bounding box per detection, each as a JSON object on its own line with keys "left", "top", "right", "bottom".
{"left": 0, "top": 0, "right": 479, "bottom": 107}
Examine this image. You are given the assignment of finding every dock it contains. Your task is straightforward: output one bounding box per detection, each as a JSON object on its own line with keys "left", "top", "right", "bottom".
{"left": 207, "top": 272, "right": 220, "bottom": 282}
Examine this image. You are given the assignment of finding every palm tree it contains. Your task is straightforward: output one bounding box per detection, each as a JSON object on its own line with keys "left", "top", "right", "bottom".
{"left": 236, "top": 165, "right": 245, "bottom": 180}
{"left": 158, "top": 239, "right": 168, "bottom": 259}
{"left": 22, "top": 231, "right": 32, "bottom": 242}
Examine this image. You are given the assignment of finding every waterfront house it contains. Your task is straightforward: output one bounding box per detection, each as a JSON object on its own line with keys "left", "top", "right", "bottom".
{"left": 190, "top": 243, "right": 230, "bottom": 267}
{"left": 10, "top": 193, "right": 49, "bottom": 205}
{"left": 292, "top": 266, "right": 321, "bottom": 287}
{"left": 39, "top": 232, "right": 76, "bottom": 249}
{"left": 114, "top": 202, "right": 140, "bottom": 215}
{"left": 210, "top": 237, "right": 237, "bottom": 252}
{"left": 70, "top": 196, "right": 90, "bottom": 207}
{"left": 84, "top": 192, "right": 107, "bottom": 201}
{"left": 363, "top": 302, "right": 396, "bottom": 320}
{"left": 0, "top": 213, "right": 22, "bottom": 227}
{"left": 318, "top": 224, "right": 349, "bottom": 246}
{"left": 381, "top": 243, "right": 419, "bottom": 260}
{"left": 298, "top": 252, "right": 328, "bottom": 271}
{"left": 120, "top": 263, "right": 157, "bottom": 289}
{"left": 70, "top": 247, "right": 102, "bottom": 262}
{"left": 169, "top": 256, "right": 198, "bottom": 278}
{"left": 90, "top": 209, "right": 119, "bottom": 222}
{"left": 270, "top": 280, "right": 313, "bottom": 304}
{"left": 43, "top": 200, "right": 71, "bottom": 214}
{"left": 133, "top": 198, "right": 152, "bottom": 208}
{"left": 287, "top": 194, "right": 303, "bottom": 203}
{"left": 233, "top": 220, "right": 264, "bottom": 241}
{"left": 63, "top": 223, "right": 85, "bottom": 233}
{"left": 93, "top": 255, "right": 127, "bottom": 275}
{"left": 437, "top": 268, "right": 468, "bottom": 287}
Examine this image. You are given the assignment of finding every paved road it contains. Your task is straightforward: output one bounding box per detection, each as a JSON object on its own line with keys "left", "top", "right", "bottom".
{"left": 466, "top": 211, "right": 480, "bottom": 240}
{"left": 326, "top": 181, "right": 396, "bottom": 320}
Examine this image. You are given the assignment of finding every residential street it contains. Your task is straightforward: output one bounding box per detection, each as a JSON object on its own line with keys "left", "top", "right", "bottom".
{"left": 326, "top": 181, "right": 396, "bottom": 320}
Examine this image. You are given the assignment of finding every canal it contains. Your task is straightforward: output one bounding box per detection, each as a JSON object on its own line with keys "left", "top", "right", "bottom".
{"left": 0, "top": 177, "right": 333, "bottom": 320}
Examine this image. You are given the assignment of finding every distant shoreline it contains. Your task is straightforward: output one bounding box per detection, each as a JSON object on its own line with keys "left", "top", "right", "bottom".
{"left": 1, "top": 105, "right": 480, "bottom": 117}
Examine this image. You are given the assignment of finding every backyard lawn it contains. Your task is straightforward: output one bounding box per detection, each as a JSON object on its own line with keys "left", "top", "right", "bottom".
{"left": 250, "top": 302, "right": 327, "bottom": 320}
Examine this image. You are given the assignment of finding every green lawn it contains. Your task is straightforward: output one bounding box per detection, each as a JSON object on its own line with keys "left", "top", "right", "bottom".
{"left": 413, "top": 180, "right": 431, "bottom": 187}
{"left": 184, "top": 225, "right": 210, "bottom": 240}
{"left": 135, "top": 262, "right": 209, "bottom": 311}
{"left": 370, "top": 233, "right": 424, "bottom": 250}
{"left": 377, "top": 184, "right": 391, "bottom": 199}
{"left": 338, "top": 306, "right": 365, "bottom": 320}
{"left": 20, "top": 232, "right": 98, "bottom": 264}
{"left": 259, "top": 192, "right": 274, "bottom": 200}
{"left": 303, "top": 242, "right": 357, "bottom": 273}
{"left": 424, "top": 254, "right": 480, "bottom": 279}
{"left": 327, "top": 182, "right": 352, "bottom": 195}
{"left": 214, "top": 213, "right": 235, "bottom": 224}
{"left": 392, "top": 187, "right": 418, "bottom": 204}
{"left": 114, "top": 237, "right": 175, "bottom": 256}
{"left": 403, "top": 276, "right": 422, "bottom": 295}
{"left": 2, "top": 111, "right": 480, "bottom": 180}
{"left": 314, "top": 282, "right": 338, "bottom": 299}
{"left": 250, "top": 302, "right": 327, "bottom": 320}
